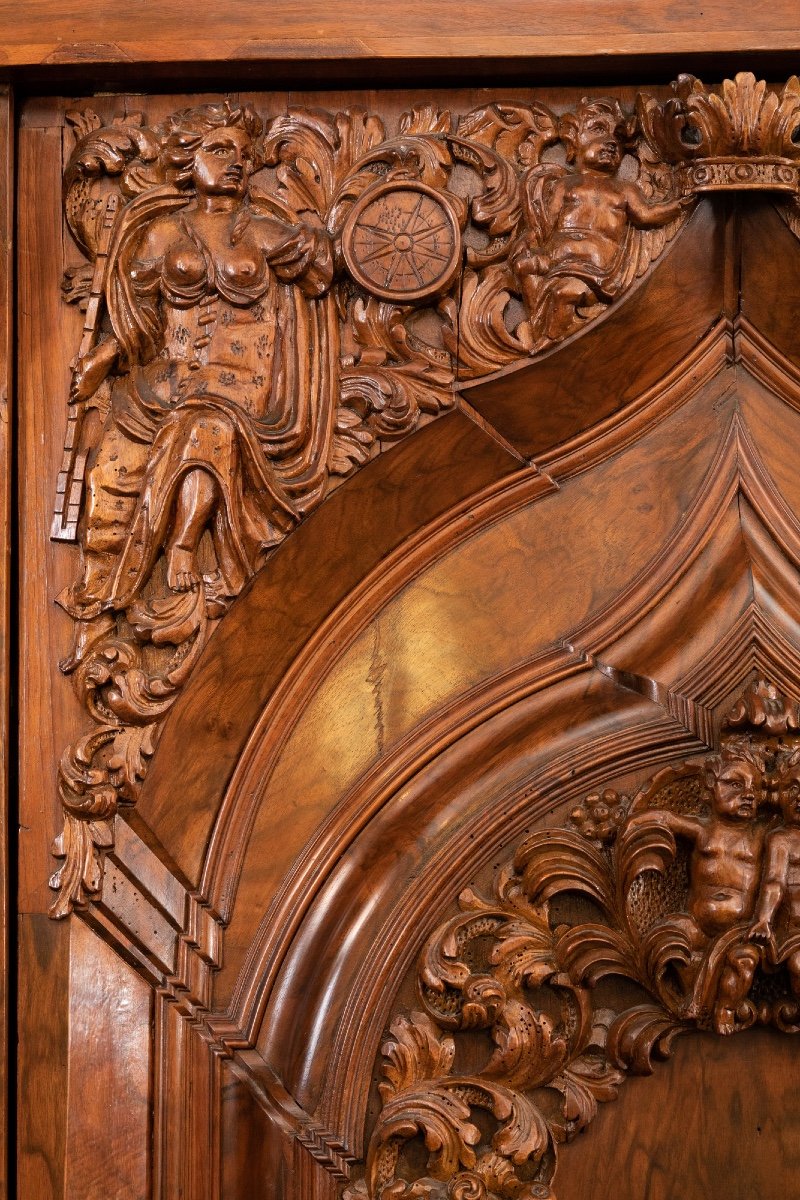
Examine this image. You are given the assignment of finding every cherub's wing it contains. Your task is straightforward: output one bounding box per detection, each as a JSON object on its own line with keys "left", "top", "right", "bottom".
{"left": 520, "top": 162, "right": 567, "bottom": 248}
{"left": 610, "top": 147, "right": 688, "bottom": 294}
{"left": 609, "top": 224, "right": 671, "bottom": 295}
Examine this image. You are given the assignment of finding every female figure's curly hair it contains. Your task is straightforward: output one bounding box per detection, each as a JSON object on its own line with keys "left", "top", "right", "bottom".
{"left": 158, "top": 101, "right": 264, "bottom": 188}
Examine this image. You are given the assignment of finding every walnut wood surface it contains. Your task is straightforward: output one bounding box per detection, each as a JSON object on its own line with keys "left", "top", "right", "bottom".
{"left": 18, "top": 916, "right": 70, "bottom": 1199}
{"left": 63, "top": 921, "right": 150, "bottom": 1200}
{"left": 17, "top": 114, "right": 86, "bottom": 917}
{"left": 17, "top": 73, "right": 800, "bottom": 1200}
{"left": 1, "top": 2, "right": 800, "bottom": 71}
{"left": 556, "top": 1029, "right": 800, "bottom": 1200}
{"left": 0, "top": 84, "right": 9, "bottom": 1200}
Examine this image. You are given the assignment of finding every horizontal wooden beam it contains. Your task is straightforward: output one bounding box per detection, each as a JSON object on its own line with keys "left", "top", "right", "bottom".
{"left": 2, "top": 1, "right": 800, "bottom": 78}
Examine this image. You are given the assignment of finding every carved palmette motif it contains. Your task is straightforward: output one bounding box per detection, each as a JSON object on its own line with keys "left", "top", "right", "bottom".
{"left": 352, "top": 682, "right": 800, "bottom": 1200}
{"left": 49, "top": 78, "right": 800, "bottom": 917}
{"left": 638, "top": 73, "right": 800, "bottom": 193}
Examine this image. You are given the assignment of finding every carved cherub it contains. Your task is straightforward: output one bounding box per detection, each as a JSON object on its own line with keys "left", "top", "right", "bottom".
{"left": 511, "top": 96, "right": 689, "bottom": 352}
{"left": 628, "top": 742, "right": 766, "bottom": 1034}
{"left": 750, "top": 749, "right": 800, "bottom": 1012}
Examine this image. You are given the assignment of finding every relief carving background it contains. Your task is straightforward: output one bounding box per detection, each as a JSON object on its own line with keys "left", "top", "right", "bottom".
{"left": 19, "top": 69, "right": 800, "bottom": 1200}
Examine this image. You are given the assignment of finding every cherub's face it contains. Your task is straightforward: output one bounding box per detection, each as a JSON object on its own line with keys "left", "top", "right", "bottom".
{"left": 712, "top": 759, "right": 760, "bottom": 820}
{"left": 573, "top": 110, "right": 624, "bottom": 173}
{"left": 192, "top": 126, "right": 253, "bottom": 198}
{"left": 779, "top": 763, "right": 800, "bottom": 825}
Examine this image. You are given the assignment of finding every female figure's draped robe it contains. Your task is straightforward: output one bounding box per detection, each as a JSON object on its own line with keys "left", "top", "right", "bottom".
{"left": 60, "top": 186, "right": 337, "bottom": 623}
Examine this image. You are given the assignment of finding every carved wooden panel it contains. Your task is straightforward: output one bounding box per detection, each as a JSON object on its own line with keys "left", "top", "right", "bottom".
{"left": 16, "top": 71, "right": 800, "bottom": 1200}
{"left": 353, "top": 682, "right": 800, "bottom": 1199}
{"left": 48, "top": 74, "right": 800, "bottom": 920}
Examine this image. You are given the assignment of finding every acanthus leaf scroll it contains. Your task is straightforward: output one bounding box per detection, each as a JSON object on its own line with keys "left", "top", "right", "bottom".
{"left": 351, "top": 681, "right": 800, "bottom": 1200}
{"left": 49, "top": 78, "right": 800, "bottom": 916}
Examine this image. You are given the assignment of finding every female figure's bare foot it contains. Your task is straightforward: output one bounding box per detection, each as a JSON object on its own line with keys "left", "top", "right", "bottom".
{"left": 167, "top": 546, "right": 201, "bottom": 592}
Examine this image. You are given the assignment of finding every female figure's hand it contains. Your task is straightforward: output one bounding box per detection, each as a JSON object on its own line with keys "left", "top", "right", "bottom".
{"left": 267, "top": 225, "right": 317, "bottom": 276}
{"left": 70, "top": 336, "right": 120, "bottom": 405}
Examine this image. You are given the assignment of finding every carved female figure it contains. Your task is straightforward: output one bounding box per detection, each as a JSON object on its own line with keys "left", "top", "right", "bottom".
{"left": 59, "top": 101, "right": 335, "bottom": 665}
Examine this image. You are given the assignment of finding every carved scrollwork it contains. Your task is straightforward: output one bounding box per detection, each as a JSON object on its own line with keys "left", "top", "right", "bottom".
{"left": 50, "top": 80, "right": 800, "bottom": 917}
{"left": 352, "top": 682, "right": 800, "bottom": 1199}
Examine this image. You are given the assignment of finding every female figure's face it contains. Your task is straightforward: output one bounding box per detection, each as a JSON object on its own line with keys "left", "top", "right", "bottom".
{"left": 191, "top": 126, "right": 253, "bottom": 198}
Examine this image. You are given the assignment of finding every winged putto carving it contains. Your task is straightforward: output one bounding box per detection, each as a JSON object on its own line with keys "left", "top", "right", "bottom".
{"left": 509, "top": 97, "right": 688, "bottom": 352}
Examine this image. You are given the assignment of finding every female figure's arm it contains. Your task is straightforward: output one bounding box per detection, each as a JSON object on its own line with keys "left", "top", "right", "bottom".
{"left": 102, "top": 210, "right": 176, "bottom": 374}
{"left": 260, "top": 216, "right": 334, "bottom": 296}
{"left": 70, "top": 336, "right": 121, "bottom": 404}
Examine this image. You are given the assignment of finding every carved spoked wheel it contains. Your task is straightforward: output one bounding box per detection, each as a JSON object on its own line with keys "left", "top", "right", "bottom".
{"left": 342, "top": 180, "right": 461, "bottom": 302}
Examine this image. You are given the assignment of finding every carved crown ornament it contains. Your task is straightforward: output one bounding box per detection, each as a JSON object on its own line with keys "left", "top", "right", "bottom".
{"left": 638, "top": 73, "right": 800, "bottom": 194}
{"left": 348, "top": 681, "right": 800, "bottom": 1200}
{"left": 48, "top": 75, "right": 800, "bottom": 918}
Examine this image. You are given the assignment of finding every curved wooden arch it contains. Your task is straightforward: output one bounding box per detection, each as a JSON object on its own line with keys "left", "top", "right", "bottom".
{"left": 137, "top": 199, "right": 724, "bottom": 885}
{"left": 243, "top": 363, "right": 800, "bottom": 1136}
{"left": 108, "top": 193, "right": 800, "bottom": 1195}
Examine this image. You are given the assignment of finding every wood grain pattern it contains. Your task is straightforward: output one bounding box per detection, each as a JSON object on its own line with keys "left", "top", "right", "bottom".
{"left": 17, "top": 70, "right": 800, "bottom": 1200}
{"left": 740, "top": 200, "right": 800, "bottom": 374}
{"left": 17, "top": 116, "right": 89, "bottom": 916}
{"left": 556, "top": 1029, "right": 800, "bottom": 1200}
{"left": 2, "top": 2, "right": 800, "bottom": 69}
{"left": 63, "top": 921, "right": 151, "bottom": 1200}
{"left": 0, "top": 83, "right": 10, "bottom": 1200}
{"left": 18, "top": 917, "right": 70, "bottom": 1200}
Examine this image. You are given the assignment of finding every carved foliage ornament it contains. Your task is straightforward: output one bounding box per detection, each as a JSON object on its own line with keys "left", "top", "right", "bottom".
{"left": 49, "top": 77, "right": 800, "bottom": 917}
{"left": 352, "top": 682, "right": 800, "bottom": 1200}
{"left": 638, "top": 72, "right": 800, "bottom": 193}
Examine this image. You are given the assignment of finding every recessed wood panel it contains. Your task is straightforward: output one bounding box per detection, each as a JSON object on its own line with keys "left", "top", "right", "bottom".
{"left": 557, "top": 1030, "right": 800, "bottom": 1200}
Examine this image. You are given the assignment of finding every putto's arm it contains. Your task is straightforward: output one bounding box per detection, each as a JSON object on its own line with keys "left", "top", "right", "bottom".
{"left": 751, "top": 833, "right": 791, "bottom": 940}
{"left": 627, "top": 807, "right": 702, "bottom": 843}
{"left": 624, "top": 184, "right": 688, "bottom": 229}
